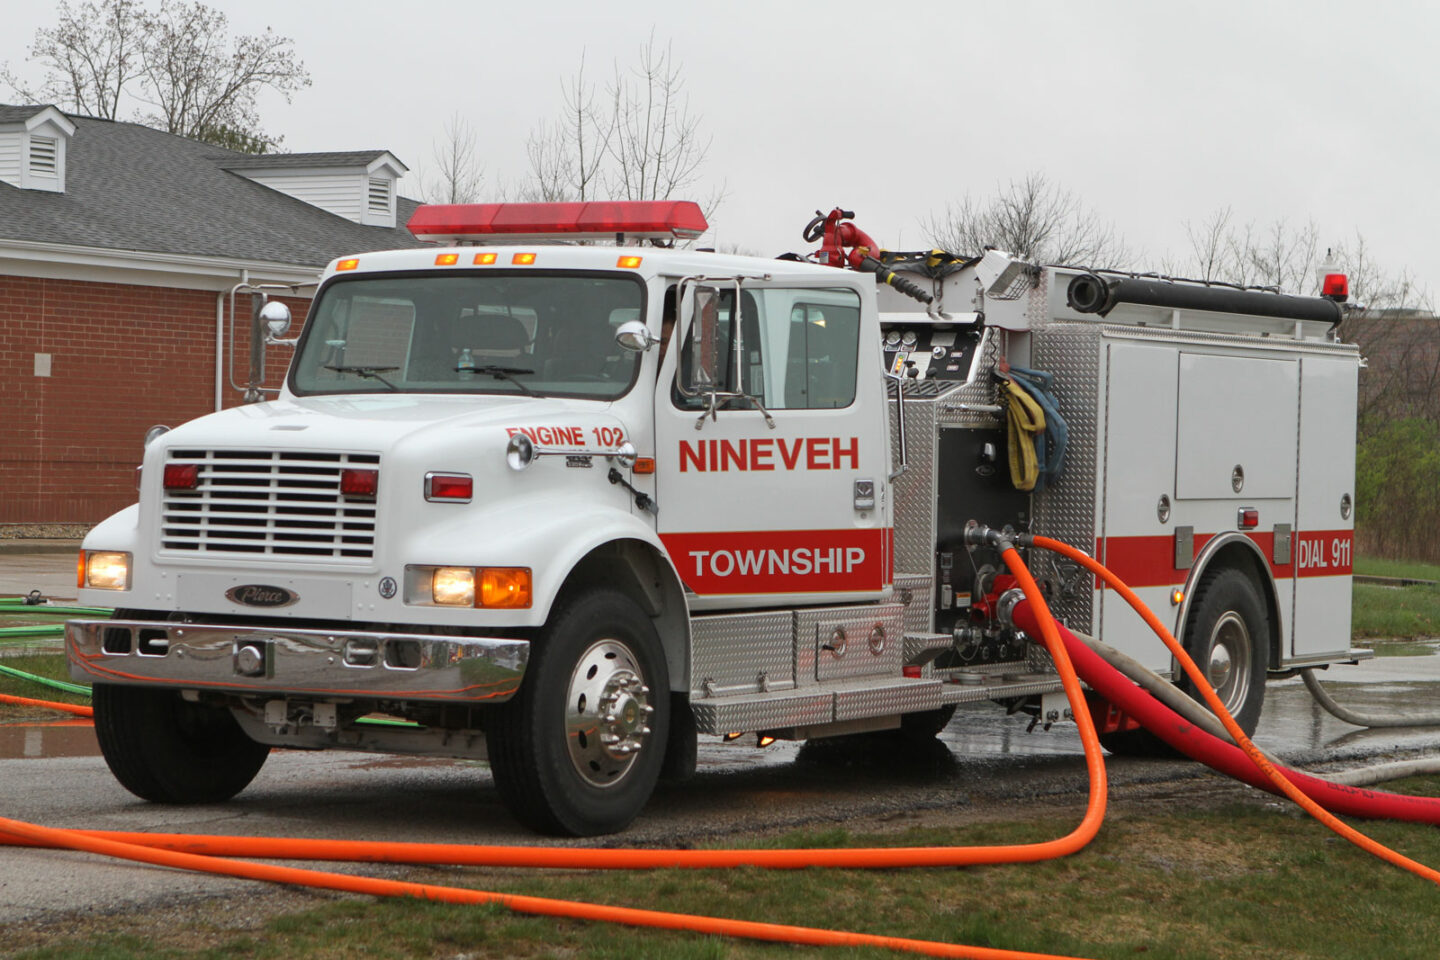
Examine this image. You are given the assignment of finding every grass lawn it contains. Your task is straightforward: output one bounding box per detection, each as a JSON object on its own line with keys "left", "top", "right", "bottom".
{"left": 4, "top": 794, "right": 1440, "bottom": 960}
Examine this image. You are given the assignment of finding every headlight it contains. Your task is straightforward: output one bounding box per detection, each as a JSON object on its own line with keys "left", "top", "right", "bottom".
{"left": 431, "top": 567, "right": 475, "bottom": 606}
{"left": 420, "top": 566, "right": 531, "bottom": 608}
{"left": 82, "top": 551, "right": 132, "bottom": 590}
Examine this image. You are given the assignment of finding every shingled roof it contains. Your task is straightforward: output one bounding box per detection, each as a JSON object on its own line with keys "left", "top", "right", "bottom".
{"left": 0, "top": 107, "right": 426, "bottom": 267}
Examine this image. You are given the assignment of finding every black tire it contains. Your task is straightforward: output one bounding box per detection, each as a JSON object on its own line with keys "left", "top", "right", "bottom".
{"left": 1098, "top": 567, "right": 1268, "bottom": 756}
{"left": 487, "top": 589, "right": 670, "bottom": 836}
{"left": 1176, "top": 566, "right": 1269, "bottom": 737}
{"left": 92, "top": 684, "right": 270, "bottom": 803}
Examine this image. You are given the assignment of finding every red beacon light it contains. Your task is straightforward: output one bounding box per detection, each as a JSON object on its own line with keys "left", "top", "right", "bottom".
{"left": 1321, "top": 272, "right": 1349, "bottom": 302}
{"left": 406, "top": 201, "right": 708, "bottom": 245}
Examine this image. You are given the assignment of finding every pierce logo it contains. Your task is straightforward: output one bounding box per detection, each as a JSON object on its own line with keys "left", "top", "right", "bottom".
{"left": 226, "top": 584, "right": 299, "bottom": 608}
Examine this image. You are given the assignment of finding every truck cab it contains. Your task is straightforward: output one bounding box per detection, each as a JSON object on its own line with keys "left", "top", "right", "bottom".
{"left": 68, "top": 201, "right": 897, "bottom": 836}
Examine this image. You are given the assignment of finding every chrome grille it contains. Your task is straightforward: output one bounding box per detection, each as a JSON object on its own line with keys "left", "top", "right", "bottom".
{"left": 160, "top": 450, "right": 380, "bottom": 561}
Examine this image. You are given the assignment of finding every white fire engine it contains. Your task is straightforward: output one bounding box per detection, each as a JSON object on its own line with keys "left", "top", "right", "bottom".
{"left": 67, "top": 202, "right": 1362, "bottom": 835}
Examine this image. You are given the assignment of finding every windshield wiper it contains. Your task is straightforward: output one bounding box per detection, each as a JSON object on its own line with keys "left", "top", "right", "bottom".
{"left": 324, "top": 364, "right": 400, "bottom": 391}
{"left": 459, "top": 364, "right": 536, "bottom": 395}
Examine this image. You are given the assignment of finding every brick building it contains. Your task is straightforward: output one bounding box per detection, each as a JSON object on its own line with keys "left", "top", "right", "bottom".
{"left": 0, "top": 105, "right": 426, "bottom": 527}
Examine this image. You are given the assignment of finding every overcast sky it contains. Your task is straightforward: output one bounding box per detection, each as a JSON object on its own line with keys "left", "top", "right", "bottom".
{"left": 3, "top": 0, "right": 1436, "bottom": 301}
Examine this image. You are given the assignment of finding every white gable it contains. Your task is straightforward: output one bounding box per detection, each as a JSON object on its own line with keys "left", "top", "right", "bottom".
{"left": 0, "top": 107, "right": 75, "bottom": 193}
{"left": 232, "top": 151, "right": 408, "bottom": 228}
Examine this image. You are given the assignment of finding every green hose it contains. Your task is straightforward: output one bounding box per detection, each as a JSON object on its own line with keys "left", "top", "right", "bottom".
{"left": 0, "top": 604, "right": 114, "bottom": 617}
{"left": 0, "top": 663, "right": 91, "bottom": 697}
{"left": 0, "top": 625, "right": 66, "bottom": 640}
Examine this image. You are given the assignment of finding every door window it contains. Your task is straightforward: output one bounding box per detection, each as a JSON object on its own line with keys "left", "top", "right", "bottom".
{"left": 673, "top": 286, "right": 860, "bottom": 411}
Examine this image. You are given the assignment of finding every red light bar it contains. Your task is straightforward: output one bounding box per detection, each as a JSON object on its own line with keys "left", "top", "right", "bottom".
{"left": 1322, "top": 272, "right": 1349, "bottom": 301}
{"left": 163, "top": 463, "right": 199, "bottom": 490}
{"left": 340, "top": 468, "right": 379, "bottom": 498}
{"left": 407, "top": 201, "right": 708, "bottom": 244}
{"left": 424, "top": 472, "right": 473, "bottom": 503}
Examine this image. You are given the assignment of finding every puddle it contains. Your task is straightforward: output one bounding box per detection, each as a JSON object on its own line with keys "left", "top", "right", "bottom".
{"left": 0, "top": 720, "right": 99, "bottom": 759}
{"left": 1367, "top": 638, "right": 1440, "bottom": 658}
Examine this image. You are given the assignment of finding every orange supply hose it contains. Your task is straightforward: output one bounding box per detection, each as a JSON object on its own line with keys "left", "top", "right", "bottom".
{"left": 0, "top": 548, "right": 1105, "bottom": 960}
{"left": 1030, "top": 535, "right": 1440, "bottom": 887}
{"left": 0, "top": 814, "right": 1090, "bottom": 960}
{"left": 2, "top": 546, "right": 1108, "bottom": 873}
{"left": 0, "top": 692, "right": 93, "bottom": 718}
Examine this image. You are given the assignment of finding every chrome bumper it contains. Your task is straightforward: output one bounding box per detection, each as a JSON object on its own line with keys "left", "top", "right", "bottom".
{"left": 66, "top": 619, "right": 528, "bottom": 704}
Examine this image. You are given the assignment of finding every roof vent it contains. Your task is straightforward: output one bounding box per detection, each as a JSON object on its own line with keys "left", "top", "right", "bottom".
{"left": 29, "top": 136, "right": 58, "bottom": 176}
{"left": 367, "top": 177, "right": 392, "bottom": 217}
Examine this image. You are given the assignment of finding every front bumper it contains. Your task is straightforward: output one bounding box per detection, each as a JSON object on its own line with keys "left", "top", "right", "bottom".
{"left": 66, "top": 620, "right": 528, "bottom": 703}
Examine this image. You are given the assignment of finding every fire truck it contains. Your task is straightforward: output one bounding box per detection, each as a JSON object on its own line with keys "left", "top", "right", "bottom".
{"left": 67, "top": 202, "right": 1362, "bottom": 835}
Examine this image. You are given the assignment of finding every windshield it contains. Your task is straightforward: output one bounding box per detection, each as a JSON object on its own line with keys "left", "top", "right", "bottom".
{"left": 290, "top": 271, "right": 645, "bottom": 399}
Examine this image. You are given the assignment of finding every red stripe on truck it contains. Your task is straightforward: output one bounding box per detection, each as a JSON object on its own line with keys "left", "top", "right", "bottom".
{"left": 660, "top": 529, "right": 889, "bottom": 595}
{"left": 1095, "top": 530, "right": 1351, "bottom": 589}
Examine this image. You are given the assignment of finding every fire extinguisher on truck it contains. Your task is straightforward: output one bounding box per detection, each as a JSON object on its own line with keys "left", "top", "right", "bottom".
{"left": 67, "top": 201, "right": 1363, "bottom": 835}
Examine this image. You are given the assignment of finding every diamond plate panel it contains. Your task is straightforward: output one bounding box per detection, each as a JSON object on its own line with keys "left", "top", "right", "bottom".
{"left": 904, "top": 633, "right": 952, "bottom": 664}
{"left": 1030, "top": 322, "right": 1102, "bottom": 633}
{"left": 689, "top": 611, "right": 794, "bottom": 698}
{"left": 800, "top": 603, "right": 905, "bottom": 681}
{"left": 691, "top": 691, "right": 833, "bottom": 733}
{"left": 894, "top": 573, "right": 934, "bottom": 637}
{"left": 834, "top": 679, "right": 943, "bottom": 721}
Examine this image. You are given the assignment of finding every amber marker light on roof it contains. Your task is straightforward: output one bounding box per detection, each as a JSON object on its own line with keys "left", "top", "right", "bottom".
{"left": 512, "top": 252, "right": 537, "bottom": 265}
{"left": 473, "top": 252, "right": 498, "bottom": 265}
{"left": 435, "top": 253, "right": 460, "bottom": 266}
{"left": 336, "top": 258, "right": 359, "bottom": 271}
{"left": 617, "top": 255, "right": 643, "bottom": 269}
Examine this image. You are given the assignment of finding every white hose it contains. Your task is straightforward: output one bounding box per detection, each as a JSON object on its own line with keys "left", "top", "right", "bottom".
{"left": 1322, "top": 757, "right": 1440, "bottom": 787}
{"left": 1302, "top": 668, "right": 1440, "bottom": 728}
{"left": 1072, "top": 631, "right": 1231, "bottom": 742}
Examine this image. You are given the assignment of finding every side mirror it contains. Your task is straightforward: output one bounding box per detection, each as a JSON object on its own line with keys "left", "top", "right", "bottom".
{"left": 259, "top": 300, "right": 292, "bottom": 340}
{"left": 615, "top": 319, "right": 658, "bottom": 353}
{"left": 683, "top": 284, "right": 722, "bottom": 395}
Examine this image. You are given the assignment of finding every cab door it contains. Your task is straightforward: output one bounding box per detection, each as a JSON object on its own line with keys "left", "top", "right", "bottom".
{"left": 653, "top": 278, "right": 891, "bottom": 611}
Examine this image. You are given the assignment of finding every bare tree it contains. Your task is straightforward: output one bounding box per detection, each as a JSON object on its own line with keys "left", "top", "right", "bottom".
{"left": 135, "top": 1, "right": 309, "bottom": 150}
{"left": 924, "top": 173, "right": 1129, "bottom": 267}
{"left": 421, "top": 113, "right": 484, "bottom": 204}
{"left": 606, "top": 36, "right": 710, "bottom": 203}
{"left": 2, "top": 0, "right": 309, "bottom": 153}
{"left": 520, "top": 54, "right": 612, "bottom": 203}
{"left": 1, "top": 0, "right": 145, "bottom": 120}
{"left": 520, "top": 37, "right": 724, "bottom": 217}
{"left": 1182, "top": 206, "right": 1235, "bottom": 283}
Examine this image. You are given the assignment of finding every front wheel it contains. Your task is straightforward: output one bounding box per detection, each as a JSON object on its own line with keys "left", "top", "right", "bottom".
{"left": 92, "top": 684, "right": 270, "bottom": 803}
{"left": 487, "top": 589, "right": 670, "bottom": 836}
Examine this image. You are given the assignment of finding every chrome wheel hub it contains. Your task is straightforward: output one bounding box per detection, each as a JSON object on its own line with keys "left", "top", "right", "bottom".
{"left": 565, "top": 639, "right": 653, "bottom": 788}
{"left": 1207, "top": 611, "right": 1251, "bottom": 714}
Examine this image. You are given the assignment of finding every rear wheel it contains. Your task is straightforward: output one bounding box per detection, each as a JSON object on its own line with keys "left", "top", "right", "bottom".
{"left": 1177, "top": 567, "right": 1269, "bottom": 736}
{"left": 487, "top": 589, "right": 669, "bottom": 836}
{"left": 1098, "top": 566, "right": 1268, "bottom": 755}
{"left": 92, "top": 684, "right": 270, "bottom": 803}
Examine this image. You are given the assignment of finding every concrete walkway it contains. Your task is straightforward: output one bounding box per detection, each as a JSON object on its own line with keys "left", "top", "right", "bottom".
{"left": 0, "top": 542, "right": 81, "bottom": 602}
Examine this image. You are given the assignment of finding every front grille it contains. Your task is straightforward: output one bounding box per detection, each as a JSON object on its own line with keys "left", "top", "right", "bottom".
{"left": 160, "top": 450, "right": 380, "bottom": 561}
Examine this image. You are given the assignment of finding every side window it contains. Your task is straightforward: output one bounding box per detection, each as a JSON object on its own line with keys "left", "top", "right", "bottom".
{"left": 671, "top": 286, "right": 860, "bottom": 411}
{"left": 782, "top": 298, "right": 859, "bottom": 409}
